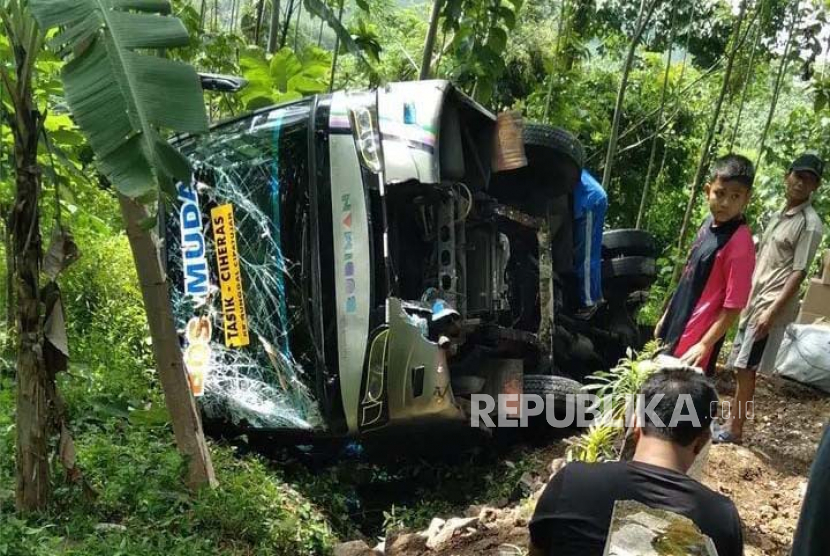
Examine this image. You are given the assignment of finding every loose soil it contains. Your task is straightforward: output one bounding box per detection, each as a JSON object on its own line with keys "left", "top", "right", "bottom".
{"left": 374, "top": 372, "right": 828, "bottom": 556}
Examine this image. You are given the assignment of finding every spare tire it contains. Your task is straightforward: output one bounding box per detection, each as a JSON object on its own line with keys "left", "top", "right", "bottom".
{"left": 523, "top": 124, "right": 585, "bottom": 169}
{"left": 523, "top": 374, "right": 582, "bottom": 397}
{"left": 523, "top": 374, "right": 581, "bottom": 418}
{"left": 602, "top": 256, "right": 657, "bottom": 292}
{"left": 602, "top": 229, "right": 656, "bottom": 258}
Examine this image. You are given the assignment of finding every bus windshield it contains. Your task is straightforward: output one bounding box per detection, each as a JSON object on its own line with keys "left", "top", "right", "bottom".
{"left": 166, "top": 101, "right": 324, "bottom": 430}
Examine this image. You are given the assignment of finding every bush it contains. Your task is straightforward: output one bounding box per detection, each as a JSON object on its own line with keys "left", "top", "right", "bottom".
{"left": 58, "top": 232, "right": 159, "bottom": 428}
{"left": 0, "top": 428, "right": 335, "bottom": 556}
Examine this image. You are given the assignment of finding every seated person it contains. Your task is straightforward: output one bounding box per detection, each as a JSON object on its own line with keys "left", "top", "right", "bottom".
{"left": 529, "top": 369, "right": 743, "bottom": 556}
{"left": 573, "top": 170, "right": 608, "bottom": 319}
{"left": 792, "top": 422, "right": 830, "bottom": 555}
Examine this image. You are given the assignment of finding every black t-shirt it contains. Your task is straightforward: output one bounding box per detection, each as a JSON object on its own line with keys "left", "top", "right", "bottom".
{"left": 529, "top": 461, "right": 743, "bottom": 556}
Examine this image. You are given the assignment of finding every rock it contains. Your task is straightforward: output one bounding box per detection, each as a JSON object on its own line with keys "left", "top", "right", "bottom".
{"left": 94, "top": 523, "right": 127, "bottom": 533}
{"left": 386, "top": 531, "right": 427, "bottom": 555}
{"left": 478, "top": 506, "right": 499, "bottom": 524}
{"left": 334, "top": 540, "right": 375, "bottom": 556}
{"left": 373, "top": 540, "right": 385, "bottom": 555}
{"left": 549, "top": 457, "right": 566, "bottom": 477}
{"left": 425, "top": 517, "right": 479, "bottom": 551}
{"left": 497, "top": 543, "right": 524, "bottom": 556}
{"left": 465, "top": 504, "right": 483, "bottom": 518}
{"left": 420, "top": 517, "right": 446, "bottom": 540}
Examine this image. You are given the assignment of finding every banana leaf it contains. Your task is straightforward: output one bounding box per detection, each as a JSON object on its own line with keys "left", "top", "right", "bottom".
{"left": 29, "top": 0, "right": 208, "bottom": 197}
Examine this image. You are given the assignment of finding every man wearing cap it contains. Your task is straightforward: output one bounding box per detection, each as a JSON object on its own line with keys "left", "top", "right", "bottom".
{"left": 717, "top": 154, "right": 825, "bottom": 444}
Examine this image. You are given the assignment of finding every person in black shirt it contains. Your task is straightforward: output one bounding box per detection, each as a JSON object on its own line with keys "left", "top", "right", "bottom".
{"left": 792, "top": 423, "right": 830, "bottom": 555}
{"left": 529, "top": 369, "right": 743, "bottom": 556}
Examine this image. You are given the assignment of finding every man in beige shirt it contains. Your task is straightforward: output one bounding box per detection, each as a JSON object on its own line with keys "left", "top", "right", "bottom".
{"left": 717, "top": 154, "right": 824, "bottom": 444}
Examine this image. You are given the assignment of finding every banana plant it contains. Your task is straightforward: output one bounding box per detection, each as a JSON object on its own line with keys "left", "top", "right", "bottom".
{"left": 29, "top": 0, "right": 209, "bottom": 198}
{"left": 29, "top": 0, "right": 217, "bottom": 489}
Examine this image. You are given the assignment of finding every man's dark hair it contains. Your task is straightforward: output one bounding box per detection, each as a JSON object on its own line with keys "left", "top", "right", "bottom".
{"left": 710, "top": 154, "right": 755, "bottom": 189}
{"left": 638, "top": 369, "right": 718, "bottom": 446}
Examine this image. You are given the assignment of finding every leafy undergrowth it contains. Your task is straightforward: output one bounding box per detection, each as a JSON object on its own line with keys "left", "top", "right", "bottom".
{"left": 0, "top": 380, "right": 335, "bottom": 556}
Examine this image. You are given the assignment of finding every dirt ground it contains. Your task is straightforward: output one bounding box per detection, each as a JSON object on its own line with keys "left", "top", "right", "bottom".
{"left": 703, "top": 373, "right": 830, "bottom": 556}
{"left": 381, "top": 372, "right": 829, "bottom": 556}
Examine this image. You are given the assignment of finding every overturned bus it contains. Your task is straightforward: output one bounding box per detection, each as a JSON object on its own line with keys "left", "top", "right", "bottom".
{"left": 164, "top": 80, "right": 657, "bottom": 437}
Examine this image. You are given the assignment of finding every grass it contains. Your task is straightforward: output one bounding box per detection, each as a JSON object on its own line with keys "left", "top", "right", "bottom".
{"left": 0, "top": 389, "right": 336, "bottom": 555}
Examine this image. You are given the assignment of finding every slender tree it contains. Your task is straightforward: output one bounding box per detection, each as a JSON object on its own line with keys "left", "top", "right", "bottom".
{"left": 544, "top": 0, "right": 570, "bottom": 123}
{"left": 635, "top": 2, "right": 677, "bottom": 230}
{"left": 329, "top": 0, "right": 346, "bottom": 90}
{"left": 728, "top": 16, "right": 761, "bottom": 151}
{"left": 199, "top": 0, "right": 207, "bottom": 31}
{"left": 0, "top": 2, "right": 52, "bottom": 512}
{"left": 279, "top": 0, "right": 295, "bottom": 49}
{"left": 420, "top": 0, "right": 443, "bottom": 80}
{"left": 254, "top": 0, "right": 265, "bottom": 44}
{"left": 672, "top": 0, "right": 748, "bottom": 285}
{"left": 600, "top": 0, "right": 660, "bottom": 189}
{"left": 268, "top": 0, "right": 281, "bottom": 53}
{"left": 293, "top": 0, "right": 303, "bottom": 50}
{"left": 756, "top": 3, "right": 799, "bottom": 170}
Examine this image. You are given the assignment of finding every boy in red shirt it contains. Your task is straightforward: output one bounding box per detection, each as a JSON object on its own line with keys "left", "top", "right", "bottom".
{"left": 655, "top": 154, "right": 756, "bottom": 374}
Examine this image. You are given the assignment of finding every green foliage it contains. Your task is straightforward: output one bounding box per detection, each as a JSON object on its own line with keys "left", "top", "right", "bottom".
{"left": 0, "top": 429, "right": 335, "bottom": 555}
{"left": 240, "top": 46, "right": 331, "bottom": 110}
{"left": 58, "top": 230, "right": 157, "bottom": 424}
{"left": 565, "top": 424, "right": 619, "bottom": 463}
{"left": 567, "top": 342, "right": 662, "bottom": 463}
{"left": 303, "top": 0, "right": 375, "bottom": 69}
{"left": 30, "top": 0, "right": 209, "bottom": 197}
{"left": 439, "top": 0, "right": 523, "bottom": 103}
{"left": 583, "top": 341, "right": 663, "bottom": 420}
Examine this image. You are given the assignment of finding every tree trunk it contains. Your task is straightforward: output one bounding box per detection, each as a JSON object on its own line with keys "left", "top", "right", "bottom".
{"left": 420, "top": 0, "right": 443, "bottom": 80}
{"left": 728, "top": 19, "right": 760, "bottom": 151}
{"left": 0, "top": 11, "right": 52, "bottom": 513}
{"left": 199, "top": 0, "right": 207, "bottom": 31}
{"left": 279, "top": 0, "right": 295, "bottom": 49}
{"left": 254, "top": 0, "right": 266, "bottom": 45}
{"left": 329, "top": 0, "right": 346, "bottom": 91}
{"left": 600, "top": 0, "right": 660, "bottom": 189}
{"left": 544, "top": 0, "right": 570, "bottom": 122}
{"left": 671, "top": 1, "right": 747, "bottom": 285}
{"left": 118, "top": 194, "right": 217, "bottom": 489}
{"left": 635, "top": 2, "right": 677, "bottom": 229}
{"left": 13, "top": 114, "right": 49, "bottom": 513}
{"left": 8, "top": 94, "right": 48, "bottom": 515}
{"left": 213, "top": 0, "right": 219, "bottom": 33}
{"left": 756, "top": 5, "right": 798, "bottom": 170}
{"left": 293, "top": 0, "right": 303, "bottom": 50}
{"left": 268, "top": 0, "right": 281, "bottom": 53}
